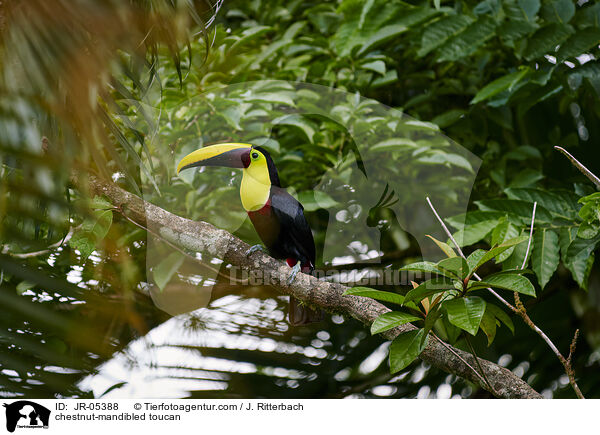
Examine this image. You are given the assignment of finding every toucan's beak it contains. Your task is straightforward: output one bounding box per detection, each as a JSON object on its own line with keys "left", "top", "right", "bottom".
{"left": 177, "top": 143, "right": 252, "bottom": 174}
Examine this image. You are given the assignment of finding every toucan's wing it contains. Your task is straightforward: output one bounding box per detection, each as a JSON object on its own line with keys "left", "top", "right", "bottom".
{"left": 270, "top": 187, "right": 316, "bottom": 267}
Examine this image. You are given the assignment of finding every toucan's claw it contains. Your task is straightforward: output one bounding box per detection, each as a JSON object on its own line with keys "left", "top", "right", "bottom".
{"left": 287, "top": 262, "right": 301, "bottom": 285}
{"left": 246, "top": 244, "right": 266, "bottom": 257}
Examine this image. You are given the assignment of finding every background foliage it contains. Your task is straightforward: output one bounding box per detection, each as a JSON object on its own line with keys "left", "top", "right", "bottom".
{"left": 1, "top": 0, "right": 600, "bottom": 398}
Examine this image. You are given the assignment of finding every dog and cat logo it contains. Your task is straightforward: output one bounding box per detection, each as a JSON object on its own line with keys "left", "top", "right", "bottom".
{"left": 2, "top": 401, "right": 50, "bottom": 432}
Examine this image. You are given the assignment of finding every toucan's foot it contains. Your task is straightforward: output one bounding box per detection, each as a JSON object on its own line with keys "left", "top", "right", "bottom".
{"left": 287, "top": 262, "right": 301, "bottom": 285}
{"left": 246, "top": 244, "right": 266, "bottom": 257}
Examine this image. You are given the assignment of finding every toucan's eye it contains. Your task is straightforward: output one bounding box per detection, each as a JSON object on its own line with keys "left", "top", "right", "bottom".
{"left": 251, "top": 152, "right": 259, "bottom": 160}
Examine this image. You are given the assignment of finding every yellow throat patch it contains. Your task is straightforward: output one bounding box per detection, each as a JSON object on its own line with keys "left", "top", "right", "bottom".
{"left": 241, "top": 149, "right": 272, "bottom": 211}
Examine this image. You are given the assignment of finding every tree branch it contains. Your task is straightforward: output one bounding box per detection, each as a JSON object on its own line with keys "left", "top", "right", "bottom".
{"left": 75, "top": 173, "right": 543, "bottom": 399}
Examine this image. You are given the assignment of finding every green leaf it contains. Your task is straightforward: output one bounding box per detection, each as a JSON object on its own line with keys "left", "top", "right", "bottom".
{"left": 487, "top": 303, "right": 515, "bottom": 334}
{"left": 466, "top": 250, "right": 487, "bottom": 273}
{"left": 492, "top": 219, "right": 520, "bottom": 262}
{"left": 564, "top": 235, "right": 599, "bottom": 289}
{"left": 524, "top": 23, "right": 574, "bottom": 60}
{"left": 359, "top": 60, "right": 386, "bottom": 75}
{"left": 518, "top": 0, "right": 541, "bottom": 21}
{"left": 344, "top": 287, "right": 406, "bottom": 306}
{"left": 426, "top": 234, "right": 457, "bottom": 258}
{"left": 389, "top": 329, "right": 428, "bottom": 373}
{"left": 90, "top": 196, "right": 113, "bottom": 210}
{"left": 451, "top": 219, "right": 499, "bottom": 247}
{"left": 542, "top": 0, "right": 575, "bottom": 23}
{"left": 444, "top": 296, "right": 486, "bottom": 336}
{"left": 358, "top": 24, "right": 409, "bottom": 55}
{"left": 437, "top": 17, "right": 498, "bottom": 62}
{"left": 469, "top": 272, "right": 536, "bottom": 296}
{"left": 422, "top": 304, "right": 443, "bottom": 341}
{"left": 503, "top": 231, "right": 531, "bottom": 270}
{"left": 479, "top": 308, "right": 497, "bottom": 346}
{"left": 371, "top": 311, "right": 421, "bottom": 335}
{"left": 403, "top": 277, "right": 457, "bottom": 305}
{"left": 504, "top": 188, "right": 577, "bottom": 219}
{"left": 475, "top": 199, "right": 552, "bottom": 223}
{"left": 16, "top": 281, "right": 35, "bottom": 295}
{"left": 557, "top": 29, "right": 600, "bottom": 61}
{"left": 399, "top": 261, "right": 442, "bottom": 275}
{"left": 446, "top": 211, "right": 506, "bottom": 230}
{"left": 471, "top": 68, "right": 530, "bottom": 104}
{"left": 470, "top": 236, "right": 529, "bottom": 275}
{"left": 437, "top": 256, "right": 469, "bottom": 280}
{"left": 418, "top": 15, "right": 474, "bottom": 57}
{"left": 273, "top": 114, "right": 317, "bottom": 143}
{"left": 577, "top": 221, "right": 600, "bottom": 240}
{"left": 531, "top": 229, "right": 560, "bottom": 289}
{"left": 153, "top": 252, "right": 185, "bottom": 291}
{"left": 296, "top": 191, "right": 338, "bottom": 212}
{"left": 370, "top": 138, "right": 417, "bottom": 152}
{"left": 68, "top": 209, "right": 113, "bottom": 260}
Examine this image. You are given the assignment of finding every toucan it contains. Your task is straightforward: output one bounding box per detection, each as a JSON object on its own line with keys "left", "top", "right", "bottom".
{"left": 177, "top": 143, "right": 323, "bottom": 325}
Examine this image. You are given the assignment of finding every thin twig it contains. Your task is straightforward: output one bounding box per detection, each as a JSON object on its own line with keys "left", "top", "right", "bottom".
{"left": 520, "top": 202, "right": 536, "bottom": 270}
{"left": 426, "top": 197, "right": 585, "bottom": 398}
{"left": 426, "top": 197, "right": 518, "bottom": 312}
{"left": 463, "top": 333, "right": 498, "bottom": 396}
{"left": 430, "top": 332, "right": 489, "bottom": 388}
{"left": 2, "top": 228, "right": 75, "bottom": 258}
{"left": 568, "top": 329, "right": 580, "bottom": 366}
{"left": 554, "top": 146, "right": 600, "bottom": 190}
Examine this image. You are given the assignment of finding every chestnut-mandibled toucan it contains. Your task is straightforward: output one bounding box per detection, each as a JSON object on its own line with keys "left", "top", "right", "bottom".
{"left": 177, "top": 143, "right": 323, "bottom": 325}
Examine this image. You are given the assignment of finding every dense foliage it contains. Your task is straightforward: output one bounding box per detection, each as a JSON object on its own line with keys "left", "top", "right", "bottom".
{"left": 2, "top": 0, "right": 600, "bottom": 398}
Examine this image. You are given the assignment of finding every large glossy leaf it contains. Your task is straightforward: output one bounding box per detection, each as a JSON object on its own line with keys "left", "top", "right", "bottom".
{"left": 389, "top": 329, "right": 428, "bottom": 373}
{"left": 468, "top": 236, "right": 529, "bottom": 275}
{"left": 531, "top": 229, "right": 560, "bottom": 289}
{"left": 469, "top": 272, "right": 536, "bottom": 296}
{"left": 491, "top": 218, "right": 520, "bottom": 262}
{"left": 443, "top": 297, "right": 486, "bottom": 336}
{"left": 371, "top": 311, "right": 421, "bottom": 335}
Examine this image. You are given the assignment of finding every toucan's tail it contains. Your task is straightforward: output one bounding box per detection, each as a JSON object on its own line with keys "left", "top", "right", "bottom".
{"left": 288, "top": 262, "right": 324, "bottom": 325}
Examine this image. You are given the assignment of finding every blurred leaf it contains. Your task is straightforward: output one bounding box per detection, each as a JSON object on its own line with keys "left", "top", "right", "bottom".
{"left": 471, "top": 68, "right": 530, "bottom": 104}
{"left": 153, "top": 252, "right": 185, "bottom": 291}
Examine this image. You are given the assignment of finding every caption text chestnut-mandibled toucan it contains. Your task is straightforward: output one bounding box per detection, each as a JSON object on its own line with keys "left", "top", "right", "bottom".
{"left": 177, "top": 143, "right": 323, "bottom": 325}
